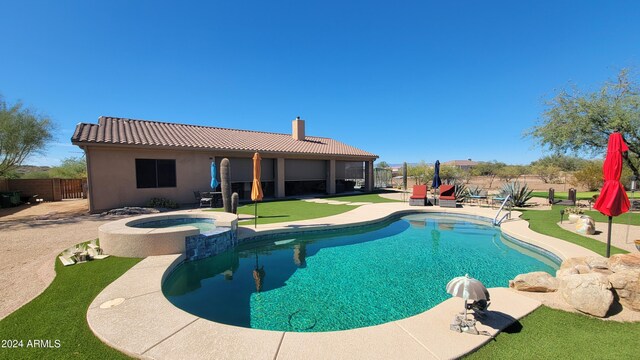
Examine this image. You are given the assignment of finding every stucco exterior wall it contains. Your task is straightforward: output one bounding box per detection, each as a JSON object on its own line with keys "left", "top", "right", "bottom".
{"left": 82, "top": 145, "right": 376, "bottom": 213}
{"left": 86, "top": 147, "right": 220, "bottom": 212}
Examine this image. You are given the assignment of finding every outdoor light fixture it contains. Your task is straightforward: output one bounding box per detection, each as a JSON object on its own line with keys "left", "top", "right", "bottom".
{"left": 560, "top": 209, "right": 565, "bottom": 224}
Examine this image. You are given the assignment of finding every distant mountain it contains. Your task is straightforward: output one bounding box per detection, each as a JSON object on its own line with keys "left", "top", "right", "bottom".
{"left": 13, "top": 165, "right": 51, "bottom": 176}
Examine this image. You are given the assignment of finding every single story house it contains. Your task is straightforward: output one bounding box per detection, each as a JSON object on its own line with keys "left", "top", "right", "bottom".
{"left": 72, "top": 116, "right": 378, "bottom": 213}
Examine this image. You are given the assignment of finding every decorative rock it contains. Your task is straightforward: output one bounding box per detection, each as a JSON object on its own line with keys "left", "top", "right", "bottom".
{"left": 568, "top": 213, "right": 581, "bottom": 223}
{"left": 559, "top": 273, "right": 613, "bottom": 317}
{"left": 608, "top": 270, "right": 640, "bottom": 311}
{"left": 575, "top": 264, "right": 592, "bottom": 274}
{"left": 575, "top": 215, "right": 595, "bottom": 235}
{"left": 560, "top": 257, "right": 587, "bottom": 270}
{"left": 608, "top": 253, "right": 640, "bottom": 274}
{"left": 556, "top": 268, "right": 579, "bottom": 278}
{"left": 608, "top": 271, "right": 638, "bottom": 289}
{"left": 100, "top": 207, "right": 160, "bottom": 216}
{"left": 509, "top": 271, "right": 558, "bottom": 292}
{"left": 629, "top": 281, "right": 640, "bottom": 311}
{"left": 591, "top": 268, "right": 614, "bottom": 276}
{"left": 585, "top": 256, "right": 609, "bottom": 270}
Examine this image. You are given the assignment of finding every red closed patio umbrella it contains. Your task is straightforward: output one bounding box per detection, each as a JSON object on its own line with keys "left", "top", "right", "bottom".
{"left": 593, "top": 132, "right": 630, "bottom": 257}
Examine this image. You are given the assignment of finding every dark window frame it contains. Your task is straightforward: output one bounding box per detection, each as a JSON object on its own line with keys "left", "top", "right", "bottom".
{"left": 135, "top": 159, "right": 177, "bottom": 188}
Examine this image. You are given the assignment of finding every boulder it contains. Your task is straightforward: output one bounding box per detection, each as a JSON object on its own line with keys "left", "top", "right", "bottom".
{"left": 608, "top": 270, "right": 640, "bottom": 311}
{"left": 629, "top": 281, "right": 640, "bottom": 311}
{"left": 510, "top": 271, "right": 558, "bottom": 292}
{"left": 560, "top": 257, "right": 587, "bottom": 270}
{"left": 575, "top": 264, "right": 592, "bottom": 274}
{"left": 585, "top": 256, "right": 609, "bottom": 270}
{"left": 559, "top": 273, "right": 613, "bottom": 317}
{"left": 608, "top": 253, "right": 640, "bottom": 274}
{"left": 556, "top": 267, "right": 579, "bottom": 278}
{"left": 591, "top": 268, "right": 614, "bottom": 276}
{"left": 575, "top": 216, "right": 596, "bottom": 235}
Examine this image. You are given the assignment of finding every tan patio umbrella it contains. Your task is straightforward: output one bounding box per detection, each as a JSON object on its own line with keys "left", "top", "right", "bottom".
{"left": 251, "top": 152, "right": 264, "bottom": 228}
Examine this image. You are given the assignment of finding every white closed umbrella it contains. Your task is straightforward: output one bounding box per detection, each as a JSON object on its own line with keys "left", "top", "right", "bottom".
{"left": 446, "top": 274, "right": 489, "bottom": 317}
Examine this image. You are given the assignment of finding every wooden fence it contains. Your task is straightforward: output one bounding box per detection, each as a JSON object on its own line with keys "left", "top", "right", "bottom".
{"left": 60, "top": 179, "right": 86, "bottom": 199}
{"left": 3, "top": 178, "right": 86, "bottom": 201}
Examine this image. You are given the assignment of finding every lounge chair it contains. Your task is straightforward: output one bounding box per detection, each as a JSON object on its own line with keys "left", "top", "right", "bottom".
{"left": 409, "top": 185, "right": 428, "bottom": 206}
{"left": 87, "top": 243, "right": 110, "bottom": 260}
{"left": 194, "top": 191, "right": 213, "bottom": 208}
{"left": 439, "top": 184, "right": 457, "bottom": 208}
{"left": 58, "top": 251, "right": 76, "bottom": 266}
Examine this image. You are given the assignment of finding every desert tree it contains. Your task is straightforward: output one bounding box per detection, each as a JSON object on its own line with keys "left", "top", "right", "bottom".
{"left": 0, "top": 96, "right": 54, "bottom": 177}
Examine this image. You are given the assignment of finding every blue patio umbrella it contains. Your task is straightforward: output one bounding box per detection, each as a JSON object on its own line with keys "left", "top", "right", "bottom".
{"left": 210, "top": 162, "right": 219, "bottom": 190}
{"left": 432, "top": 160, "right": 442, "bottom": 189}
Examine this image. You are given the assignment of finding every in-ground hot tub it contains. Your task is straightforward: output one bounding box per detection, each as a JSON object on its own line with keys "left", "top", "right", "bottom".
{"left": 98, "top": 211, "right": 238, "bottom": 258}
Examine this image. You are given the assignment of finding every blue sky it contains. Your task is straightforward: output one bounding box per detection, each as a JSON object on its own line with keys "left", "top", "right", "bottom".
{"left": 1, "top": 1, "right": 639, "bottom": 166}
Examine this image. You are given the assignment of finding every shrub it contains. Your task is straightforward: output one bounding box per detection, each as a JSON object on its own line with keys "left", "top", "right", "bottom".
{"left": 146, "top": 197, "right": 179, "bottom": 209}
{"left": 500, "top": 181, "right": 533, "bottom": 207}
{"left": 564, "top": 207, "right": 584, "bottom": 215}
{"left": 571, "top": 161, "right": 603, "bottom": 191}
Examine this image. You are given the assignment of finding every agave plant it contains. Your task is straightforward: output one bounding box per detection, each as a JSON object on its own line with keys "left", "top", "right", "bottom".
{"left": 454, "top": 182, "right": 468, "bottom": 202}
{"left": 467, "top": 185, "right": 482, "bottom": 196}
{"left": 500, "top": 181, "right": 533, "bottom": 207}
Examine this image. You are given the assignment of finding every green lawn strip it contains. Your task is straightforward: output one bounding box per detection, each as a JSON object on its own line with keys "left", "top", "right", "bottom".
{"left": 520, "top": 206, "right": 628, "bottom": 256}
{"left": 212, "top": 194, "right": 397, "bottom": 226}
{"left": 230, "top": 199, "right": 355, "bottom": 225}
{"left": 580, "top": 207, "right": 640, "bottom": 226}
{"left": 0, "top": 257, "right": 140, "bottom": 360}
{"left": 531, "top": 191, "right": 636, "bottom": 200}
{"left": 466, "top": 306, "right": 640, "bottom": 359}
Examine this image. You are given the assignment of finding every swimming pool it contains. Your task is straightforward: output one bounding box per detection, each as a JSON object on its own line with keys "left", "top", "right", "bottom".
{"left": 163, "top": 213, "right": 559, "bottom": 332}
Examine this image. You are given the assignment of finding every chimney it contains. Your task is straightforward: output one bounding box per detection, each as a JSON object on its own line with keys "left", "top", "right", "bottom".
{"left": 292, "top": 116, "right": 305, "bottom": 141}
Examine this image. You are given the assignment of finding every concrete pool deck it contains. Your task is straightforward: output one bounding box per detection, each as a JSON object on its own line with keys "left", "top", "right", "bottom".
{"left": 87, "top": 202, "right": 601, "bottom": 359}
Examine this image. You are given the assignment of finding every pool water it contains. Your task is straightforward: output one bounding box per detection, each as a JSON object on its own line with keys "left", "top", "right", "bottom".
{"left": 163, "top": 213, "right": 558, "bottom": 332}
{"left": 132, "top": 217, "right": 216, "bottom": 233}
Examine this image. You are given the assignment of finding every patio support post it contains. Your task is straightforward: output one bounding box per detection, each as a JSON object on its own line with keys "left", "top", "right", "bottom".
{"left": 327, "top": 159, "right": 336, "bottom": 194}
{"left": 365, "top": 160, "right": 374, "bottom": 192}
{"left": 275, "top": 158, "right": 285, "bottom": 198}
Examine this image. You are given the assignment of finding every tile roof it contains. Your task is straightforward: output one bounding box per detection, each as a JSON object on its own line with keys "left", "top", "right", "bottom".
{"left": 72, "top": 117, "right": 377, "bottom": 158}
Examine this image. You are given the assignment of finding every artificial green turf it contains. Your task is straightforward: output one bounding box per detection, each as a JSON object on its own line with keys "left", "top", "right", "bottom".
{"left": 322, "top": 192, "right": 401, "bottom": 203}
{"left": 520, "top": 206, "right": 630, "bottom": 256}
{"left": 466, "top": 306, "right": 640, "bottom": 359}
{"left": 213, "top": 193, "right": 398, "bottom": 225}
{"left": 531, "top": 190, "right": 636, "bottom": 200}
{"left": 234, "top": 199, "right": 355, "bottom": 225}
{"left": 0, "top": 257, "right": 140, "bottom": 360}
{"left": 579, "top": 207, "right": 640, "bottom": 226}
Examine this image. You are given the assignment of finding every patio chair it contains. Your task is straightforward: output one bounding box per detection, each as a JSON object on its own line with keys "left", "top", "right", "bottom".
{"left": 468, "top": 189, "right": 488, "bottom": 206}
{"left": 194, "top": 191, "right": 213, "bottom": 208}
{"left": 409, "top": 185, "right": 428, "bottom": 206}
{"left": 439, "top": 184, "right": 457, "bottom": 208}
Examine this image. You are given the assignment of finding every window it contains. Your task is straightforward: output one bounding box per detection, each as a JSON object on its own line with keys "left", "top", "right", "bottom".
{"left": 135, "top": 159, "right": 176, "bottom": 188}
